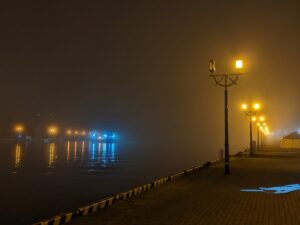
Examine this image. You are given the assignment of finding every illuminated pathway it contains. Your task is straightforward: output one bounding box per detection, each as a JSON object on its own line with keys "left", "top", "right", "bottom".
{"left": 70, "top": 149, "right": 300, "bottom": 225}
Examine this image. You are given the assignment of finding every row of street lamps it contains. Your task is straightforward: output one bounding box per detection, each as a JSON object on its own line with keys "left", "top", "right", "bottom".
{"left": 241, "top": 103, "right": 260, "bottom": 156}
{"left": 255, "top": 118, "right": 270, "bottom": 150}
{"left": 241, "top": 104, "right": 271, "bottom": 155}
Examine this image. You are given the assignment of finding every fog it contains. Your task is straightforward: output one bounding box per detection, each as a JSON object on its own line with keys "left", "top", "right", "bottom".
{"left": 0, "top": 1, "right": 299, "bottom": 162}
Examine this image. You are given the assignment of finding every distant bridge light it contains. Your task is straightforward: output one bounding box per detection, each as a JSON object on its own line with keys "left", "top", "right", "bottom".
{"left": 48, "top": 126, "right": 58, "bottom": 136}
{"left": 15, "top": 125, "right": 24, "bottom": 134}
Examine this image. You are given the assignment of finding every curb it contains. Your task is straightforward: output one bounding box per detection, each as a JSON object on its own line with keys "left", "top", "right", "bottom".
{"left": 32, "top": 159, "right": 221, "bottom": 225}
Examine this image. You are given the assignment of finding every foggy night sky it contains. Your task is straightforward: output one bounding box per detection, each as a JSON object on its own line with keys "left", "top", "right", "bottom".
{"left": 0, "top": 1, "right": 300, "bottom": 159}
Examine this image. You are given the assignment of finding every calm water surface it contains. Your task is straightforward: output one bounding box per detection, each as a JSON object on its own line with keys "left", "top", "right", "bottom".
{"left": 0, "top": 140, "right": 206, "bottom": 225}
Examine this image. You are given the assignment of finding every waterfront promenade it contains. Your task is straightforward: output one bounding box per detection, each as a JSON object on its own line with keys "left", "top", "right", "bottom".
{"left": 70, "top": 149, "right": 300, "bottom": 225}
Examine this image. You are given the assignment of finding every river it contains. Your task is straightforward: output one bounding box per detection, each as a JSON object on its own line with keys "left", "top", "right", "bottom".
{"left": 0, "top": 140, "right": 210, "bottom": 225}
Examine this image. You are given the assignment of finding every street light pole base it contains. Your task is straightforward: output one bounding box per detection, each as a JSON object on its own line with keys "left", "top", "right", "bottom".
{"left": 225, "top": 165, "right": 230, "bottom": 174}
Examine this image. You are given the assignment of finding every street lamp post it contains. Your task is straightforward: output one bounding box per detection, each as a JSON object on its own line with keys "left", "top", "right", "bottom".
{"left": 241, "top": 103, "right": 260, "bottom": 156}
{"left": 209, "top": 59, "right": 243, "bottom": 174}
{"left": 256, "top": 122, "right": 261, "bottom": 150}
{"left": 260, "top": 126, "right": 264, "bottom": 148}
{"left": 259, "top": 117, "right": 265, "bottom": 149}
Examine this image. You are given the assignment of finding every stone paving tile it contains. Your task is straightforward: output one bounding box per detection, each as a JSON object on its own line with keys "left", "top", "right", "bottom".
{"left": 70, "top": 150, "right": 300, "bottom": 225}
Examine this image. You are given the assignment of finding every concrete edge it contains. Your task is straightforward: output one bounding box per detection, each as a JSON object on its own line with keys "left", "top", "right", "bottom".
{"left": 32, "top": 158, "right": 223, "bottom": 225}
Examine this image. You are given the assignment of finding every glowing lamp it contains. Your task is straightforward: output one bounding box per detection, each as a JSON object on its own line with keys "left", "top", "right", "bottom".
{"left": 241, "top": 104, "right": 248, "bottom": 110}
{"left": 15, "top": 125, "right": 24, "bottom": 133}
{"left": 48, "top": 126, "right": 58, "bottom": 136}
{"left": 253, "top": 103, "right": 261, "bottom": 110}
{"left": 235, "top": 60, "right": 243, "bottom": 69}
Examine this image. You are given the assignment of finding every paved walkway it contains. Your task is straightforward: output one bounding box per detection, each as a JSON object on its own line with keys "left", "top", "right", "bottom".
{"left": 70, "top": 150, "right": 300, "bottom": 225}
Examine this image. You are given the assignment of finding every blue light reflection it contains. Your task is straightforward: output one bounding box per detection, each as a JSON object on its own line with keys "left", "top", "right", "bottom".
{"left": 91, "top": 143, "right": 96, "bottom": 161}
{"left": 65, "top": 141, "right": 117, "bottom": 168}
{"left": 241, "top": 184, "right": 300, "bottom": 194}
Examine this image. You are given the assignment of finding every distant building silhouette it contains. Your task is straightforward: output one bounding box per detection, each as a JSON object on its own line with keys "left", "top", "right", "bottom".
{"left": 280, "top": 132, "right": 300, "bottom": 149}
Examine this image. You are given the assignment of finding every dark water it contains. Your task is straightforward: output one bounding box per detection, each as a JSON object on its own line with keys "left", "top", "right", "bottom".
{"left": 0, "top": 140, "right": 208, "bottom": 225}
